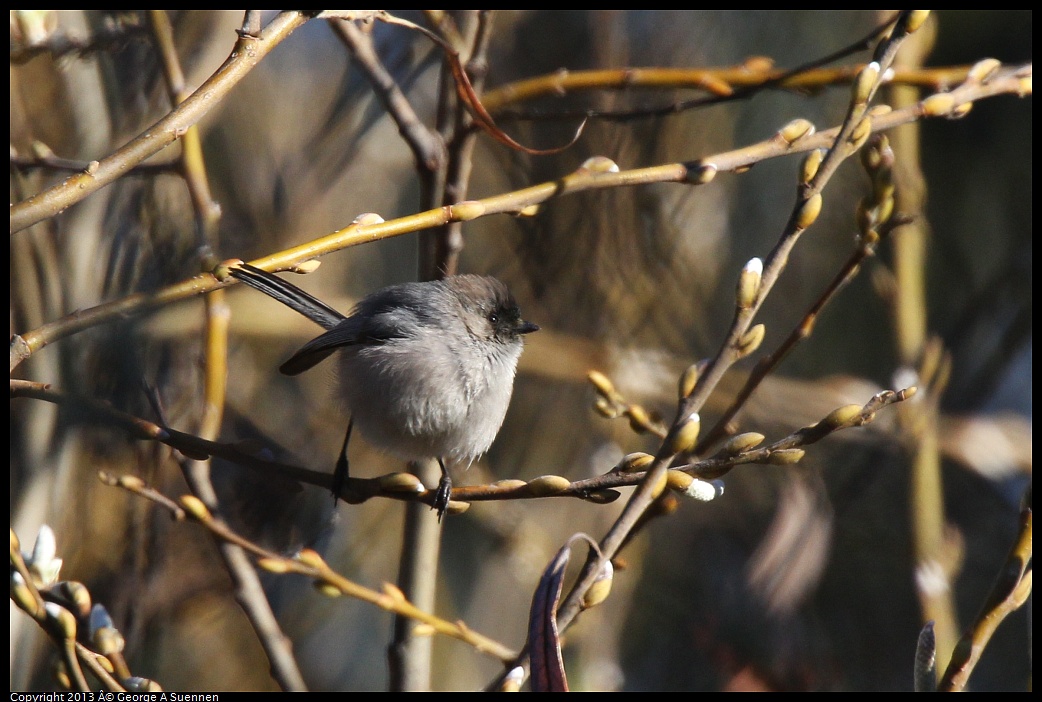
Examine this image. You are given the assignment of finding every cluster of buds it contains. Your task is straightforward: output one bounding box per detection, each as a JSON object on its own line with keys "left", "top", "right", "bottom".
{"left": 11, "top": 525, "right": 158, "bottom": 691}
{"left": 588, "top": 370, "right": 667, "bottom": 437}
{"left": 856, "top": 134, "right": 896, "bottom": 244}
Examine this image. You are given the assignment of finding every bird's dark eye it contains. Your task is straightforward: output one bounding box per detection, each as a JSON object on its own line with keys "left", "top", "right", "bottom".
{"left": 488, "top": 312, "right": 499, "bottom": 325}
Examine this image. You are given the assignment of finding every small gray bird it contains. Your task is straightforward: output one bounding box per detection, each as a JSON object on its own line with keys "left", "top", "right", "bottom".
{"left": 230, "top": 263, "right": 539, "bottom": 517}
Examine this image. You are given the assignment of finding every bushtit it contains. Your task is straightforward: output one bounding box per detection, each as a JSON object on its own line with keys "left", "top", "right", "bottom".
{"left": 229, "top": 263, "right": 538, "bottom": 517}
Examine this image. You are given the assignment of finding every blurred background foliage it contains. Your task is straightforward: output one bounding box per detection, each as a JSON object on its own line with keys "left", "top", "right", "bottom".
{"left": 10, "top": 10, "right": 1031, "bottom": 691}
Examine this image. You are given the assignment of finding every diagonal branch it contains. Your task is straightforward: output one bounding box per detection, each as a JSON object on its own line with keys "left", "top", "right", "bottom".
{"left": 10, "top": 11, "right": 314, "bottom": 234}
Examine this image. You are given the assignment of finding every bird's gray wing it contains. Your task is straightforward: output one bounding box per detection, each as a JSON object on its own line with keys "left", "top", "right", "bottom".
{"left": 278, "top": 297, "right": 416, "bottom": 376}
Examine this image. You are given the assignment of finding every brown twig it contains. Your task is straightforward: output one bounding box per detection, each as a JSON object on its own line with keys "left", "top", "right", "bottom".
{"left": 115, "top": 487, "right": 519, "bottom": 662}
{"left": 329, "top": 19, "right": 447, "bottom": 177}
{"left": 480, "top": 12, "right": 958, "bottom": 125}
{"left": 485, "top": 64, "right": 980, "bottom": 122}
{"left": 698, "top": 209, "right": 913, "bottom": 453}
{"left": 11, "top": 376, "right": 911, "bottom": 513}
{"left": 373, "top": 11, "right": 585, "bottom": 157}
{"left": 10, "top": 379, "right": 324, "bottom": 485}
{"left": 10, "top": 149, "right": 179, "bottom": 175}
{"left": 434, "top": 10, "right": 497, "bottom": 278}
{"left": 937, "top": 488, "right": 1032, "bottom": 691}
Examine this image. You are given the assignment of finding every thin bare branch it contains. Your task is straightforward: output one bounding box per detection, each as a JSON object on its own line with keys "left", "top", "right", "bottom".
{"left": 10, "top": 63, "right": 1029, "bottom": 372}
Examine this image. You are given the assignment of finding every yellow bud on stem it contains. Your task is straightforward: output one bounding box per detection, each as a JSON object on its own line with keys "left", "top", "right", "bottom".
{"left": 795, "top": 194, "right": 823, "bottom": 230}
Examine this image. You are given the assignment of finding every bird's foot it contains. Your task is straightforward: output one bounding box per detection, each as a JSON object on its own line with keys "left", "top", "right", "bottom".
{"left": 433, "top": 473, "right": 452, "bottom": 521}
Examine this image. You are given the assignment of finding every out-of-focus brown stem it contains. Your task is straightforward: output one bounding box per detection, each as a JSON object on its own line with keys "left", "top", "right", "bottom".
{"left": 882, "top": 13, "right": 960, "bottom": 680}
